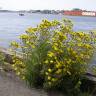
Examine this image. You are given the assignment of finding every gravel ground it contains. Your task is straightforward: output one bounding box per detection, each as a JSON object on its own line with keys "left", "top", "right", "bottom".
{"left": 0, "top": 71, "right": 48, "bottom": 96}
{"left": 0, "top": 71, "right": 64, "bottom": 96}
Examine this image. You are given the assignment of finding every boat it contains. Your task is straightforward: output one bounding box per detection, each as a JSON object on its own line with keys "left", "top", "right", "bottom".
{"left": 63, "top": 10, "right": 96, "bottom": 17}
{"left": 19, "top": 13, "right": 25, "bottom": 16}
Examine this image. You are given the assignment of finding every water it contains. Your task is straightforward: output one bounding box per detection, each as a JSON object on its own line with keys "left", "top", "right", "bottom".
{"left": 0, "top": 13, "right": 96, "bottom": 48}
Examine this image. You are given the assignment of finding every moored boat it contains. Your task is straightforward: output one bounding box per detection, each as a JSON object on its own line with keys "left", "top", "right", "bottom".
{"left": 19, "top": 13, "right": 24, "bottom": 16}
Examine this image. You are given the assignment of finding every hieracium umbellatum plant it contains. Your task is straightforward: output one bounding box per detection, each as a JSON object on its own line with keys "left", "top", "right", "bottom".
{"left": 11, "top": 19, "right": 96, "bottom": 95}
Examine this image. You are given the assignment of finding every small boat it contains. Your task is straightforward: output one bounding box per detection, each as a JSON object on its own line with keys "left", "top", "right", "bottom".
{"left": 19, "top": 13, "right": 24, "bottom": 16}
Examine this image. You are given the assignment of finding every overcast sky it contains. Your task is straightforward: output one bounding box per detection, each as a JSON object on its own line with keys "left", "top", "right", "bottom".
{"left": 0, "top": 0, "right": 96, "bottom": 11}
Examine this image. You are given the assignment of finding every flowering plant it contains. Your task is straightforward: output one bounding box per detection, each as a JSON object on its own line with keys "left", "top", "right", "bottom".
{"left": 11, "top": 19, "right": 96, "bottom": 94}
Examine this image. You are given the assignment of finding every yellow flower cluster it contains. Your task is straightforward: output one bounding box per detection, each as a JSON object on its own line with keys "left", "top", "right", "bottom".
{"left": 12, "top": 56, "right": 25, "bottom": 80}
{"left": 20, "top": 34, "right": 29, "bottom": 40}
{"left": 26, "top": 27, "right": 37, "bottom": 33}
{"left": 11, "top": 41, "right": 19, "bottom": 48}
{"left": 42, "top": 21, "right": 95, "bottom": 87}
{"left": 11, "top": 19, "right": 96, "bottom": 88}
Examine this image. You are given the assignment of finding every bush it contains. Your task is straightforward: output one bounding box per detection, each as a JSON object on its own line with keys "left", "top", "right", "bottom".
{"left": 11, "top": 19, "right": 96, "bottom": 95}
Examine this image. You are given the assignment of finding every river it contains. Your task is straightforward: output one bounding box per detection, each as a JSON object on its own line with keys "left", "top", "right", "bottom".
{"left": 0, "top": 13, "right": 96, "bottom": 48}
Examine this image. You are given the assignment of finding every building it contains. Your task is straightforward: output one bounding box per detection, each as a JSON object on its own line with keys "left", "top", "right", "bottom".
{"left": 64, "top": 10, "right": 96, "bottom": 17}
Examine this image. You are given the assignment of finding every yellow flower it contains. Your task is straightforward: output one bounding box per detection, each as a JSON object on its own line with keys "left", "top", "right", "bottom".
{"left": 54, "top": 56, "right": 57, "bottom": 60}
{"left": 77, "top": 43, "right": 82, "bottom": 47}
{"left": 48, "top": 68, "right": 52, "bottom": 73}
{"left": 56, "top": 62, "right": 61, "bottom": 68}
{"left": 14, "top": 67, "right": 17, "bottom": 71}
{"left": 52, "top": 78, "right": 57, "bottom": 82}
{"left": 50, "top": 60, "right": 53, "bottom": 63}
{"left": 20, "top": 34, "right": 29, "bottom": 39}
{"left": 80, "top": 54, "right": 84, "bottom": 58}
{"left": 54, "top": 43, "right": 58, "bottom": 46}
{"left": 52, "top": 45, "right": 58, "bottom": 51}
{"left": 45, "top": 72, "right": 48, "bottom": 75}
{"left": 58, "top": 49, "right": 63, "bottom": 53}
{"left": 26, "top": 27, "right": 37, "bottom": 33}
{"left": 72, "top": 50, "right": 77, "bottom": 56}
{"left": 77, "top": 38, "right": 81, "bottom": 41}
{"left": 51, "top": 20, "right": 60, "bottom": 26}
{"left": 12, "top": 64, "right": 15, "bottom": 67}
{"left": 44, "top": 60, "right": 49, "bottom": 64}
{"left": 84, "top": 44, "right": 91, "bottom": 49}
{"left": 56, "top": 69, "right": 62, "bottom": 74}
{"left": 26, "top": 41, "right": 30, "bottom": 44}
{"left": 48, "top": 81, "right": 52, "bottom": 85}
{"left": 31, "top": 45, "right": 35, "bottom": 48}
{"left": 57, "top": 32, "right": 63, "bottom": 36}
{"left": 78, "top": 32, "right": 84, "bottom": 37}
{"left": 11, "top": 41, "right": 19, "bottom": 48}
{"left": 52, "top": 37, "right": 55, "bottom": 41}
{"left": 67, "top": 48, "right": 70, "bottom": 51}
{"left": 17, "top": 71, "right": 20, "bottom": 75}
{"left": 22, "top": 76, "right": 25, "bottom": 80}
{"left": 64, "top": 35, "right": 67, "bottom": 39}
{"left": 48, "top": 76, "right": 51, "bottom": 80}
{"left": 66, "top": 59, "right": 71, "bottom": 64}
{"left": 47, "top": 51, "right": 54, "bottom": 57}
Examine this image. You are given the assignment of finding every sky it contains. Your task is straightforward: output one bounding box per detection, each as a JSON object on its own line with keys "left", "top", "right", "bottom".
{"left": 0, "top": 0, "right": 96, "bottom": 11}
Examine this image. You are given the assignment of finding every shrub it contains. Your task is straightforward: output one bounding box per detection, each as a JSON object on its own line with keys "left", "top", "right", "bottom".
{"left": 11, "top": 19, "right": 96, "bottom": 95}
